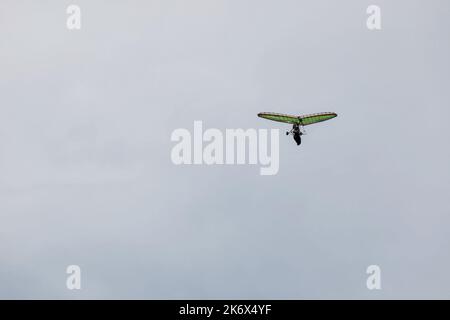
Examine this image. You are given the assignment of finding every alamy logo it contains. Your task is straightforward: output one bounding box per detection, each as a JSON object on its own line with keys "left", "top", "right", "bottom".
{"left": 171, "top": 121, "right": 280, "bottom": 175}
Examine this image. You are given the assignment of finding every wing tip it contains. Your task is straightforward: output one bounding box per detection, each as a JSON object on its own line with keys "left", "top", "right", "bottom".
{"left": 257, "top": 112, "right": 273, "bottom": 119}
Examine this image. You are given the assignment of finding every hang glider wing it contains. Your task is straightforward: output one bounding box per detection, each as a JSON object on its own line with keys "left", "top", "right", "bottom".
{"left": 258, "top": 112, "right": 337, "bottom": 126}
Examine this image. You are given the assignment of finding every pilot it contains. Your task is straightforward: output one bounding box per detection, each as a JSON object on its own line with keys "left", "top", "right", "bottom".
{"left": 292, "top": 124, "right": 302, "bottom": 145}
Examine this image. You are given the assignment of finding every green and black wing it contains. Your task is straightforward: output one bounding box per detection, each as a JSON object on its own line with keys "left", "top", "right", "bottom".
{"left": 258, "top": 112, "right": 337, "bottom": 126}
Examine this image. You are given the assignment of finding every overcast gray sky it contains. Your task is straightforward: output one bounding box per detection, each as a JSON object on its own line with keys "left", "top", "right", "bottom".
{"left": 1, "top": 0, "right": 450, "bottom": 299}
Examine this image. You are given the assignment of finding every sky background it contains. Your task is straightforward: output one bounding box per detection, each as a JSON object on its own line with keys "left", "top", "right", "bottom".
{"left": 1, "top": 0, "right": 450, "bottom": 299}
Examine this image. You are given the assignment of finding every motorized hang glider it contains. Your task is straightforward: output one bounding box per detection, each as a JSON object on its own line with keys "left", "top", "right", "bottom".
{"left": 257, "top": 112, "right": 337, "bottom": 145}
